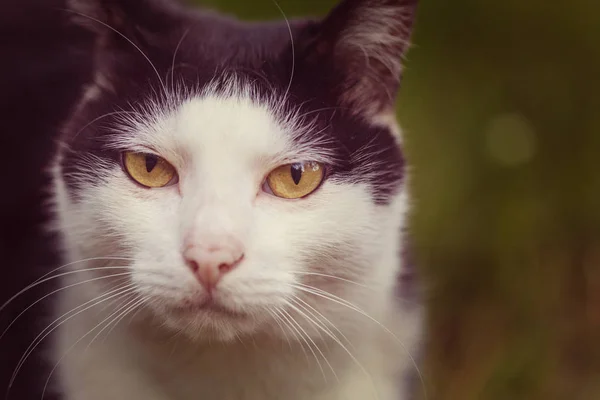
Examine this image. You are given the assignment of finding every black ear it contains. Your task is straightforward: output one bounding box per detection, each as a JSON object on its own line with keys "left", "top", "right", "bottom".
{"left": 66, "top": 0, "right": 186, "bottom": 93}
{"left": 66, "top": 0, "right": 182, "bottom": 46}
{"left": 302, "top": 0, "right": 418, "bottom": 118}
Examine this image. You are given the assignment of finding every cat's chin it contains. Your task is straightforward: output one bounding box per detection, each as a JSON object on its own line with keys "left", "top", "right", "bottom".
{"left": 148, "top": 300, "right": 261, "bottom": 343}
{"left": 169, "top": 298, "right": 248, "bottom": 319}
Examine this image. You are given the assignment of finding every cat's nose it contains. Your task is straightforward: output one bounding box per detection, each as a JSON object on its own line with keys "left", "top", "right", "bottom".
{"left": 183, "top": 241, "right": 244, "bottom": 291}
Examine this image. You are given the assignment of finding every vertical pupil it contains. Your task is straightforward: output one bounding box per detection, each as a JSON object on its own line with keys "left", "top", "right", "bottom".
{"left": 290, "top": 163, "right": 303, "bottom": 185}
{"left": 145, "top": 155, "right": 158, "bottom": 172}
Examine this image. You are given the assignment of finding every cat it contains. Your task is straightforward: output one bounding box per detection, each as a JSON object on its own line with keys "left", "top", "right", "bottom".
{"left": 47, "top": 0, "right": 423, "bottom": 399}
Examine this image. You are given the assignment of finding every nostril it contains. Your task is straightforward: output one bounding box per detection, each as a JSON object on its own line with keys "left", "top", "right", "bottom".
{"left": 187, "top": 259, "right": 199, "bottom": 272}
{"left": 218, "top": 254, "right": 244, "bottom": 274}
{"left": 218, "top": 263, "right": 230, "bottom": 273}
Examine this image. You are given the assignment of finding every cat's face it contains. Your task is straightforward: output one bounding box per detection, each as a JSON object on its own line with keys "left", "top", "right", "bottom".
{"left": 54, "top": 0, "right": 417, "bottom": 341}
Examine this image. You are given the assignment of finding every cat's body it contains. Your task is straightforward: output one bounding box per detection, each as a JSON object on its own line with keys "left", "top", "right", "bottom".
{"left": 48, "top": 0, "right": 422, "bottom": 399}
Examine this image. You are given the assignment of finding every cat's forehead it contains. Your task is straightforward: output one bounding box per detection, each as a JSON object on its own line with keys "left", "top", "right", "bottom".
{"left": 127, "top": 92, "right": 289, "bottom": 166}
{"left": 107, "top": 80, "right": 337, "bottom": 175}
{"left": 174, "top": 93, "right": 282, "bottom": 155}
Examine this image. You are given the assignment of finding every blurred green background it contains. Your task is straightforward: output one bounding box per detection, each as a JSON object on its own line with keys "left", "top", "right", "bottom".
{"left": 192, "top": 1, "right": 600, "bottom": 399}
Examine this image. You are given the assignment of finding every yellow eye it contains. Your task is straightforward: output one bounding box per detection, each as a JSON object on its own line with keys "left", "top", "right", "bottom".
{"left": 266, "top": 161, "right": 325, "bottom": 199}
{"left": 123, "top": 152, "right": 177, "bottom": 188}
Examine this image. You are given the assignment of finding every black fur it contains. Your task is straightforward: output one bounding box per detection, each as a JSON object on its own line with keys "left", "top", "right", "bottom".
{"left": 61, "top": 0, "right": 416, "bottom": 204}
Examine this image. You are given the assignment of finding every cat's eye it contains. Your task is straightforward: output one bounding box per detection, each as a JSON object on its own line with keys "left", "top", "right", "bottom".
{"left": 122, "top": 152, "right": 177, "bottom": 188}
{"left": 265, "top": 161, "right": 325, "bottom": 199}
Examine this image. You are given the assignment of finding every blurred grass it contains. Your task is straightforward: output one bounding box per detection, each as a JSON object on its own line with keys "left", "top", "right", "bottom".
{"left": 192, "top": 1, "right": 600, "bottom": 399}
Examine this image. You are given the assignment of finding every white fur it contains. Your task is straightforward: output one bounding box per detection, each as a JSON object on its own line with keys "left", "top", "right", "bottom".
{"left": 50, "top": 82, "right": 421, "bottom": 400}
{"left": 373, "top": 109, "right": 403, "bottom": 141}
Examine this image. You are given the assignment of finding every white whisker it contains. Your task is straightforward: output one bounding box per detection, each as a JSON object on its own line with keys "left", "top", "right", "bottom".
{"left": 98, "top": 293, "right": 153, "bottom": 346}
{"left": 84, "top": 296, "right": 142, "bottom": 353}
{"left": 290, "top": 270, "right": 419, "bottom": 306}
{"left": 35, "top": 256, "right": 133, "bottom": 283}
{"left": 62, "top": 9, "right": 166, "bottom": 93}
{"left": 41, "top": 295, "right": 147, "bottom": 400}
{"left": 272, "top": 0, "right": 294, "bottom": 103}
{"left": 120, "top": 296, "right": 149, "bottom": 329}
{"left": 0, "top": 272, "right": 134, "bottom": 340}
{"left": 292, "top": 283, "right": 427, "bottom": 400}
{"left": 290, "top": 295, "right": 354, "bottom": 352}
{"left": 267, "top": 308, "right": 293, "bottom": 350}
{"left": 278, "top": 308, "right": 327, "bottom": 383}
{"left": 286, "top": 297, "right": 378, "bottom": 398}
{"left": 71, "top": 111, "right": 140, "bottom": 140}
{"left": 170, "top": 27, "right": 192, "bottom": 93}
{"left": 7, "top": 285, "right": 139, "bottom": 395}
{"left": 94, "top": 277, "right": 134, "bottom": 315}
{"left": 0, "top": 265, "right": 157, "bottom": 315}
{"left": 1, "top": 258, "right": 134, "bottom": 312}
{"left": 296, "top": 106, "right": 346, "bottom": 121}
{"left": 272, "top": 308, "right": 308, "bottom": 363}
{"left": 285, "top": 299, "right": 338, "bottom": 382}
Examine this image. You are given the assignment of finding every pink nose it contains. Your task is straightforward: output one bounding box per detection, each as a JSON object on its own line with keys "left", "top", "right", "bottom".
{"left": 183, "top": 241, "right": 244, "bottom": 291}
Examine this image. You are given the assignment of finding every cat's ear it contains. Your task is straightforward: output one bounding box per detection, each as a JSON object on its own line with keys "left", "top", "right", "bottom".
{"left": 66, "top": 0, "right": 184, "bottom": 92}
{"left": 301, "top": 0, "right": 418, "bottom": 119}
{"left": 66, "top": 0, "right": 181, "bottom": 45}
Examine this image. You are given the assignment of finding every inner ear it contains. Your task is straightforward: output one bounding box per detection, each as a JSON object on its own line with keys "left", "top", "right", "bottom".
{"left": 298, "top": 0, "right": 418, "bottom": 119}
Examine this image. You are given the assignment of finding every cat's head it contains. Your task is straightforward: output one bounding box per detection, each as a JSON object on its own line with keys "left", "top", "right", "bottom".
{"left": 53, "top": 0, "right": 418, "bottom": 342}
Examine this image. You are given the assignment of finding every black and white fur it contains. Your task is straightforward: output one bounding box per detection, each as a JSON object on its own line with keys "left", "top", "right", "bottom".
{"left": 49, "top": 0, "right": 422, "bottom": 398}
